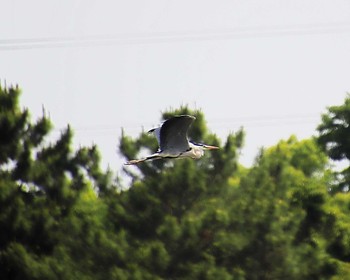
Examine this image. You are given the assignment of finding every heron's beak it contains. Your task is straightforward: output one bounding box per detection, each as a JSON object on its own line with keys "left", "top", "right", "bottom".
{"left": 204, "top": 145, "right": 219, "bottom": 150}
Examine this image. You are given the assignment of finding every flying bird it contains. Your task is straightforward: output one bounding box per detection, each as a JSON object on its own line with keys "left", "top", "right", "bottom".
{"left": 125, "top": 115, "right": 219, "bottom": 165}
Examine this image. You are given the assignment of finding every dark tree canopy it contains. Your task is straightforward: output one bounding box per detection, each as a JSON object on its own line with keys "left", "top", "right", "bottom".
{"left": 1, "top": 85, "right": 350, "bottom": 279}
{"left": 317, "top": 94, "right": 350, "bottom": 161}
{"left": 317, "top": 94, "right": 350, "bottom": 192}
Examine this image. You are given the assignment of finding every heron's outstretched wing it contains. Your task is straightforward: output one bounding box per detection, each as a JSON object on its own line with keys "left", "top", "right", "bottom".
{"left": 159, "top": 115, "right": 195, "bottom": 154}
{"left": 148, "top": 127, "right": 161, "bottom": 147}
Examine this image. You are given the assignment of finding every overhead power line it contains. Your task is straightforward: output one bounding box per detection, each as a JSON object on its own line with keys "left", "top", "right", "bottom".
{"left": 1, "top": 22, "right": 350, "bottom": 51}
{"left": 51, "top": 113, "right": 321, "bottom": 135}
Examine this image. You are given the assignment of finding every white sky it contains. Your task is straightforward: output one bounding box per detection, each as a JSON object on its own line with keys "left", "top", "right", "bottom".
{"left": 1, "top": 1, "right": 350, "bottom": 175}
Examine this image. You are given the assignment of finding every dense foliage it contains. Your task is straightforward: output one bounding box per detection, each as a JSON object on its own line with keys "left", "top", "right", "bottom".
{"left": 1, "top": 85, "right": 350, "bottom": 279}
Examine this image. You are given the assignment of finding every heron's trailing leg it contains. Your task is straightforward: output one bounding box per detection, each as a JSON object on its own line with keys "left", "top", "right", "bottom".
{"left": 124, "top": 158, "right": 146, "bottom": 165}
{"left": 124, "top": 154, "right": 162, "bottom": 165}
{"left": 124, "top": 151, "right": 187, "bottom": 165}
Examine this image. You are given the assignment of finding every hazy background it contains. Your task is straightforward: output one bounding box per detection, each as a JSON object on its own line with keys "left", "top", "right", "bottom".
{"left": 1, "top": 0, "right": 350, "bottom": 175}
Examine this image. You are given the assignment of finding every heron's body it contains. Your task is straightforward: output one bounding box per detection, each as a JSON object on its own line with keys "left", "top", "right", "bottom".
{"left": 125, "top": 115, "right": 218, "bottom": 165}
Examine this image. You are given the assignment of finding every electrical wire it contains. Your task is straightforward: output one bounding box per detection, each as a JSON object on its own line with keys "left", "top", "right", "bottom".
{"left": 51, "top": 113, "right": 321, "bottom": 135}
{"left": 1, "top": 22, "right": 350, "bottom": 51}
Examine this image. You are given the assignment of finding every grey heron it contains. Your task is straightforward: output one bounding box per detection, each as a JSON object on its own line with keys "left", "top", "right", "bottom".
{"left": 125, "top": 115, "right": 219, "bottom": 165}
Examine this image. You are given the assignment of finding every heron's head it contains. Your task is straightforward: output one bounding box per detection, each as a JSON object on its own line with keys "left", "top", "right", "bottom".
{"left": 189, "top": 142, "right": 219, "bottom": 158}
{"left": 190, "top": 141, "right": 219, "bottom": 150}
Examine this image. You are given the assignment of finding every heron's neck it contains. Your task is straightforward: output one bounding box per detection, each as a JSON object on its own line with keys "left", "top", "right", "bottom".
{"left": 189, "top": 143, "right": 204, "bottom": 158}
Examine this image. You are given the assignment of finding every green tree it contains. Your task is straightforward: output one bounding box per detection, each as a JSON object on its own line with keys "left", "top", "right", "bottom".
{"left": 316, "top": 94, "right": 350, "bottom": 275}
{"left": 0, "top": 85, "right": 125, "bottom": 279}
{"left": 212, "top": 136, "right": 341, "bottom": 279}
{"left": 317, "top": 94, "right": 350, "bottom": 192}
{"left": 118, "top": 107, "right": 245, "bottom": 279}
{"left": 119, "top": 110, "right": 347, "bottom": 279}
{"left": 3, "top": 84, "right": 350, "bottom": 279}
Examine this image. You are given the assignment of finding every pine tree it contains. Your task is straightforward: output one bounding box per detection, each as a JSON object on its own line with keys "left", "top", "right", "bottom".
{"left": 3, "top": 84, "right": 350, "bottom": 279}
{"left": 0, "top": 85, "right": 124, "bottom": 279}
{"left": 317, "top": 94, "right": 350, "bottom": 192}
